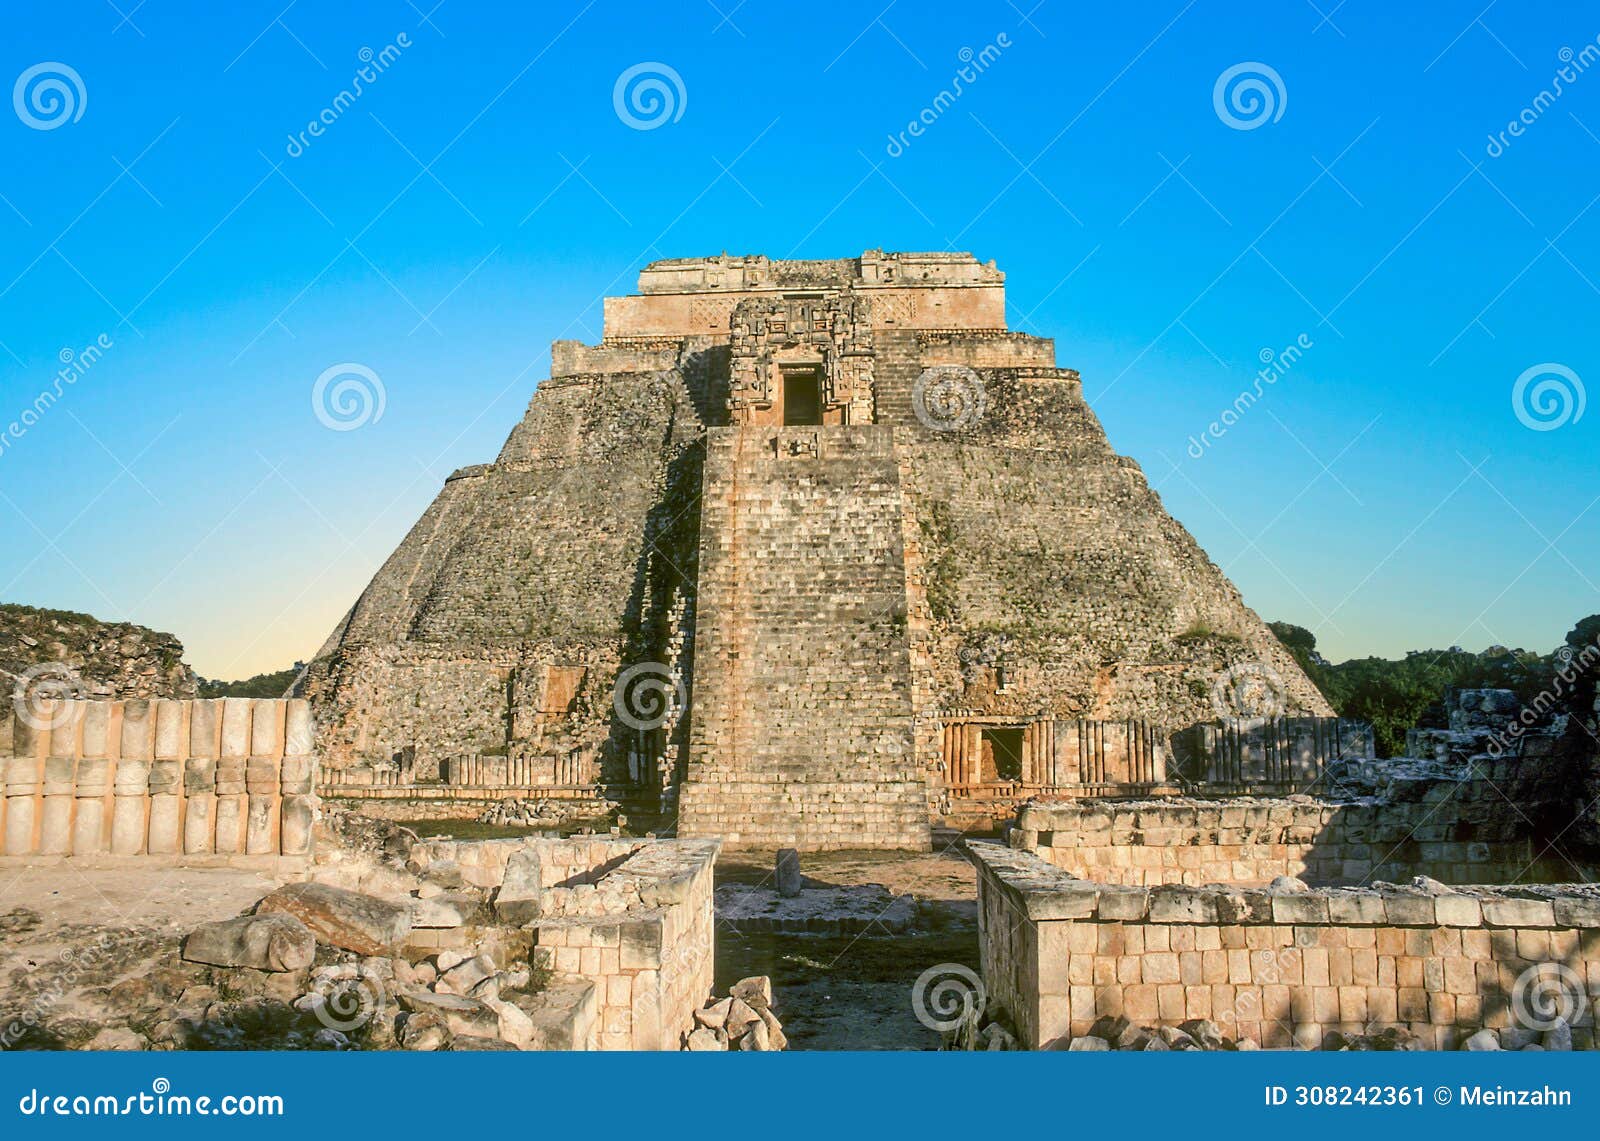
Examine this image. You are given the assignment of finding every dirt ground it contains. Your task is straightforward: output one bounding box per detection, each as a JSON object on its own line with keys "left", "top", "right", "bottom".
{"left": 0, "top": 864, "right": 281, "bottom": 936}
{"left": 713, "top": 843, "right": 983, "bottom": 1050}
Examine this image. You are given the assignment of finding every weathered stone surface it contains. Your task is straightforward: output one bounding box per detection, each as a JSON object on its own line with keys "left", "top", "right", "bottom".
{"left": 731, "top": 976, "right": 772, "bottom": 1011}
{"left": 685, "top": 1027, "right": 724, "bottom": 1051}
{"left": 181, "top": 914, "right": 314, "bottom": 972}
{"left": 1067, "top": 1036, "right": 1110, "bottom": 1051}
{"left": 695, "top": 997, "right": 732, "bottom": 1030}
{"left": 258, "top": 883, "right": 411, "bottom": 955}
{"left": 775, "top": 849, "right": 803, "bottom": 897}
{"left": 449, "top": 1034, "right": 518, "bottom": 1051}
{"left": 396, "top": 989, "right": 502, "bottom": 1039}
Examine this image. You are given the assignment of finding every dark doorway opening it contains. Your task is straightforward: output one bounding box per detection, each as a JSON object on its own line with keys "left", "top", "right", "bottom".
{"left": 782, "top": 369, "right": 824, "bottom": 426}
{"left": 981, "top": 726, "right": 1025, "bottom": 782}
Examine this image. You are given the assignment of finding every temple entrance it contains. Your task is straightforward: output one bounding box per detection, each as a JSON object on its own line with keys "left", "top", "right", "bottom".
{"left": 980, "top": 726, "right": 1024, "bottom": 782}
{"left": 782, "top": 368, "right": 824, "bottom": 426}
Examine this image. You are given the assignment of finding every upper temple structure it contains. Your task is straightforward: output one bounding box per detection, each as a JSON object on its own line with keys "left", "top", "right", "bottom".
{"left": 305, "top": 251, "right": 1342, "bottom": 850}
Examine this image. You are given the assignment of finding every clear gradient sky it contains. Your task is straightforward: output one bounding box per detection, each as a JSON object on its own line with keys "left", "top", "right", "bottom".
{"left": 1, "top": 1, "right": 1596, "bottom": 679}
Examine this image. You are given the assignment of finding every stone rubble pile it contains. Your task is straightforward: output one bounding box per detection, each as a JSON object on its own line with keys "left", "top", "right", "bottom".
{"left": 476, "top": 798, "right": 566, "bottom": 828}
{"left": 168, "top": 870, "right": 557, "bottom": 1052}
{"left": 683, "top": 976, "right": 787, "bottom": 1051}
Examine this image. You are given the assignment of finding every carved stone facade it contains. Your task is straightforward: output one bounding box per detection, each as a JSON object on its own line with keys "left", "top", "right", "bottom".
{"left": 306, "top": 251, "right": 1334, "bottom": 850}
{"left": 728, "top": 292, "right": 876, "bottom": 425}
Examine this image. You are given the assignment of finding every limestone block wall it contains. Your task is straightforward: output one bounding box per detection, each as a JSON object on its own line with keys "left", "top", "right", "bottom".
{"left": 407, "top": 836, "right": 718, "bottom": 1050}
{"left": 1013, "top": 799, "right": 1536, "bottom": 887}
{"left": 970, "top": 841, "right": 1600, "bottom": 1050}
{"left": 0, "top": 698, "right": 316, "bottom": 861}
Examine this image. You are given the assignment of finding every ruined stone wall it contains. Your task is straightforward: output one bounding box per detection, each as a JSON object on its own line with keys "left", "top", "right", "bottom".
{"left": 1013, "top": 799, "right": 1537, "bottom": 888}
{"left": 408, "top": 835, "right": 718, "bottom": 1050}
{"left": 680, "top": 426, "right": 930, "bottom": 850}
{"left": 970, "top": 841, "right": 1600, "bottom": 1051}
{"left": 1, "top": 604, "right": 198, "bottom": 701}
{"left": 0, "top": 698, "right": 315, "bottom": 862}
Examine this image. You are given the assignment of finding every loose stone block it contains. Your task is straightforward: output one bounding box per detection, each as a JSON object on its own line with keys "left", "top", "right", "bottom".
{"left": 182, "top": 913, "right": 314, "bottom": 971}
{"left": 1481, "top": 898, "right": 1555, "bottom": 928}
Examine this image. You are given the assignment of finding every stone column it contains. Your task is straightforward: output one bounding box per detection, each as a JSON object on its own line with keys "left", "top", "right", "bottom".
{"left": 39, "top": 705, "right": 82, "bottom": 854}
{"left": 280, "top": 700, "right": 316, "bottom": 857}
{"left": 245, "top": 699, "right": 283, "bottom": 855}
{"left": 213, "top": 699, "right": 251, "bottom": 854}
{"left": 72, "top": 703, "right": 112, "bottom": 855}
{"left": 4, "top": 708, "right": 47, "bottom": 855}
{"left": 146, "top": 700, "right": 186, "bottom": 854}
{"left": 111, "top": 700, "right": 154, "bottom": 855}
{"left": 184, "top": 699, "right": 220, "bottom": 855}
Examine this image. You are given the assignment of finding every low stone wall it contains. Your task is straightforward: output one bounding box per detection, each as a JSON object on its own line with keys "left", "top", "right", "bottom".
{"left": 1013, "top": 798, "right": 1535, "bottom": 887}
{"left": 406, "top": 835, "right": 718, "bottom": 1050}
{"left": 968, "top": 841, "right": 1600, "bottom": 1051}
{"left": 0, "top": 698, "right": 315, "bottom": 862}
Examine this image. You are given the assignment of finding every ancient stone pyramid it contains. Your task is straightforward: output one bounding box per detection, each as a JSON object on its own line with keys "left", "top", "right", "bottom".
{"left": 307, "top": 251, "right": 1330, "bottom": 849}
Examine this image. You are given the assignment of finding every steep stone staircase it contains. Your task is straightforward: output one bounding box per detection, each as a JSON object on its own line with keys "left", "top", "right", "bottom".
{"left": 678, "top": 425, "right": 930, "bottom": 850}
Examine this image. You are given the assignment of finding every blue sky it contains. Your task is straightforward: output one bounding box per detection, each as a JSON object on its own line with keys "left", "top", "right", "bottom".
{"left": 0, "top": 0, "right": 1595, "bottom": 678}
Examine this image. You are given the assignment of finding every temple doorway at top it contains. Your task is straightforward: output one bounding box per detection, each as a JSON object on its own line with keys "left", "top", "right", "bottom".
{"left": 782, "top": 367, "right": 824, "bottom": 426}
